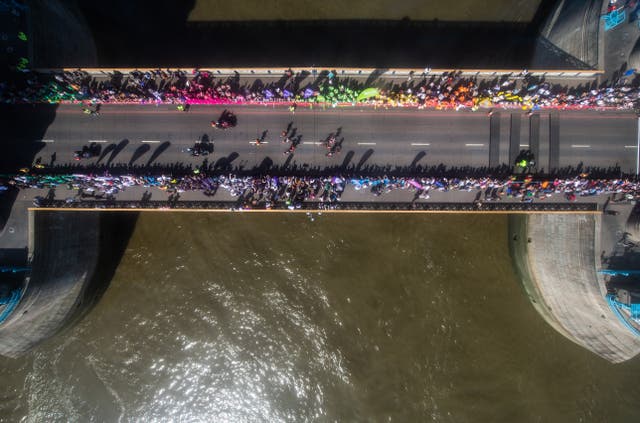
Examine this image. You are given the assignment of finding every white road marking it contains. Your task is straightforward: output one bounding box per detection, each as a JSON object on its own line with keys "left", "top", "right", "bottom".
{"left": 88, "top": 140, "right": 108, "bottom": 143}
{"left": 250, "top": 141, "right": 269, "bottom": 145}
{"left": 141, "top": 140, "right": 161, "bottom": 143}
{"left": 625, "top": 145, "right": 637, "bottom": 148}
{"left": 410, "top": 143, "right": 431, "bottom": 146}
{"left": 519, "top": 144, "right": 529, "bottom": 147}
{"left": 303, "top": 141, "right": 323, "bottom": 145}
{"left": 465, "top": 143, "right": 484, "bottom": 147}
{"left": 39, "top": 139, "right": 54, "bottom": 143}
{"left": 571, "top": 144, "right": 591, "bottom": 148}
{"left": 357, "top": 142, "right": 376, "bottom": 145}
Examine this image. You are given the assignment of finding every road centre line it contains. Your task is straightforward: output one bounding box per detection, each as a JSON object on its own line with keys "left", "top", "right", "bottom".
{"left": 571, "top": 144, "right": 591, "bottom": 148}
{"left": 303, "top": 141, "right": 323, "bottom": 145}
{"left": 410, "top": 143, "right": 430, "bottom": 146}
{"left": 141, "top": 140, "right": 161, "bottom": 143}
{"left": 357, "top": 142, "right": 376, "bottom": 145}
{"left": 465, "top": 143, "right": 484, "bottom": 147}
{"left": 88, "top": 140, "right": 108, "bottom": 143}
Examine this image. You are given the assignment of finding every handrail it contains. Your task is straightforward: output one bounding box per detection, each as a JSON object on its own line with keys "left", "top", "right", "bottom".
{"left": 0, "top": 290, "right": 22, "bottom": 324}
{"left": 607, "top": 294, "right": 640, "bottom": 337}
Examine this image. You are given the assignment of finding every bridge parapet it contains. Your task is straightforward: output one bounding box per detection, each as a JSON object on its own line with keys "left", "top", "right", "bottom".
{"left": 32, "top": 200, "right": 599, "bottom": 213}
{"left": 35, "top": 67, "right": 605, "bottom": 81}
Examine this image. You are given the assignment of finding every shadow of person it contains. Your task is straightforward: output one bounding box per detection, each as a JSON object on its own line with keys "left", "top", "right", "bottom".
{"left": 409, "top": 151, "right": 426, "bottom": 168}
{"left": 88, "top": 142, "right": 102, "bottom": 158}
{"left": 107, "top": 139, "right": 129, "bottom": 165}
{"left": 257, "top": 156, "right": 273, "bottom": 173}
{"left": 282, "top": 153, "right": 294, "bottom": 169}
{"left": 214, "top": 152, "right": 239, "bottom": 171}
{"left": 96, "top": 143, "right": 117, "bottom": 164}
{"left": 341, "top": 150, "right": 355, "bottom": 169}
{"left": 146, "top": 141, "right": 171, "bottom": 166}
{"left": 129, "top": 144, "right": 151, "bottom": 166}
{"left": 355, "top": 149, "right": 374, "bottom": 170}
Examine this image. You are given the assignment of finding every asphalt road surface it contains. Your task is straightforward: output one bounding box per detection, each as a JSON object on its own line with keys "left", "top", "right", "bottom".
{"left": 26, "top": 104, "right": 639, "bottom": 174}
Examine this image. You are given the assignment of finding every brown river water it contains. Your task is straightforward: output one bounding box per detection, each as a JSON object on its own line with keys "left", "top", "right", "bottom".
{"left": 1, "top": 213, "right": 639, "bottom": 422}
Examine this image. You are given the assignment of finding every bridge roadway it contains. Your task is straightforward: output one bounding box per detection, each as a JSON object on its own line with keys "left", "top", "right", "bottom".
{"left": 31, "top": 104, "right": 638, "bottom": 174}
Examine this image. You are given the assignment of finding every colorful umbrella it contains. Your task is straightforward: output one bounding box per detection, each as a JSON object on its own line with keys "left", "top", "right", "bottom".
{"left": 357, "top": 88, "right": 380, "bottom": 102}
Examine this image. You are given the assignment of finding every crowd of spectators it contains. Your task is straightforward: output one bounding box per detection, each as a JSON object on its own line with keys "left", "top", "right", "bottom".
{"left": 1, "top": 68, "right": 639, "bottom": 110}
{"left": 2, "top": 172, "right": 639, "bottom": 209}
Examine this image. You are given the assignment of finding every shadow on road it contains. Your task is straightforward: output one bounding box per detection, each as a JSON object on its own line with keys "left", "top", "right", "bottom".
{"left": 0, "top": 104, "right": 59, "bottom": 231}
{"left": 107, "top": 139, "right": 129, "bottom": 165}
{"left": 355, "top": 149, "right": 374, "bottom": 171}
{"left": 341, "top": 151, "right": 355, "bottom": 168}
{"left": 214, "top": 152, "right": 239, "bottom": 171}
{"left": 96, "top": 143, "right": 116, "bottom": 164}
{"left": 282, "top": 154, "right": 294, "bottom": 169}
{"left": 129, "top": 144, "right": 151, "bottom": 166}
{"left": 146, "top": 141, "right": 171, "bottom": 167}
{"left": 257, "top": 157, "right": 273, "bottom": 173}
{"left": 410, "top": 151, "right": 427, "bottom": 168}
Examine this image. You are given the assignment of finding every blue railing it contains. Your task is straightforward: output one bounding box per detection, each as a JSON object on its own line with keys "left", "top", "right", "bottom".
{"left": 0, "top": 266, "right": 30, "bottom": 273}
{"left": 606, "top": 294, "right": 640, "bottom": 337}
{"left": 598, "top": 269, "right": 640, "bottom": 277}
{"left": 602, "top": 9, "right": 626, "bottom": 32}
{"left": 0, "top": 289, "right": 22, "bottom": 324}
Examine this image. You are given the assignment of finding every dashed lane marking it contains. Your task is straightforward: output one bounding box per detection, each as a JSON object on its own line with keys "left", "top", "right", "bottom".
{"left": 302, "top": 142, "right": 323, "bottom": 145}
{"left": 141, "top": 140, "right": 161, "bottom": 143}
{"left": 410, "top": 143, "right": 430, "bottom": 146}
{"left": 88, "top": 140, "right": 108, "bottom": 143}
{"left": 570, "top": 144, "right": 591, "bottom": 148}
{"left": 357, "top": 142, "right": 376, "bottom": 145}
{"left": 465, "top": 143, "right": 484, "bottom": 147}
{"left": 39, "top": 139, "right": 54, "bottom": 143}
